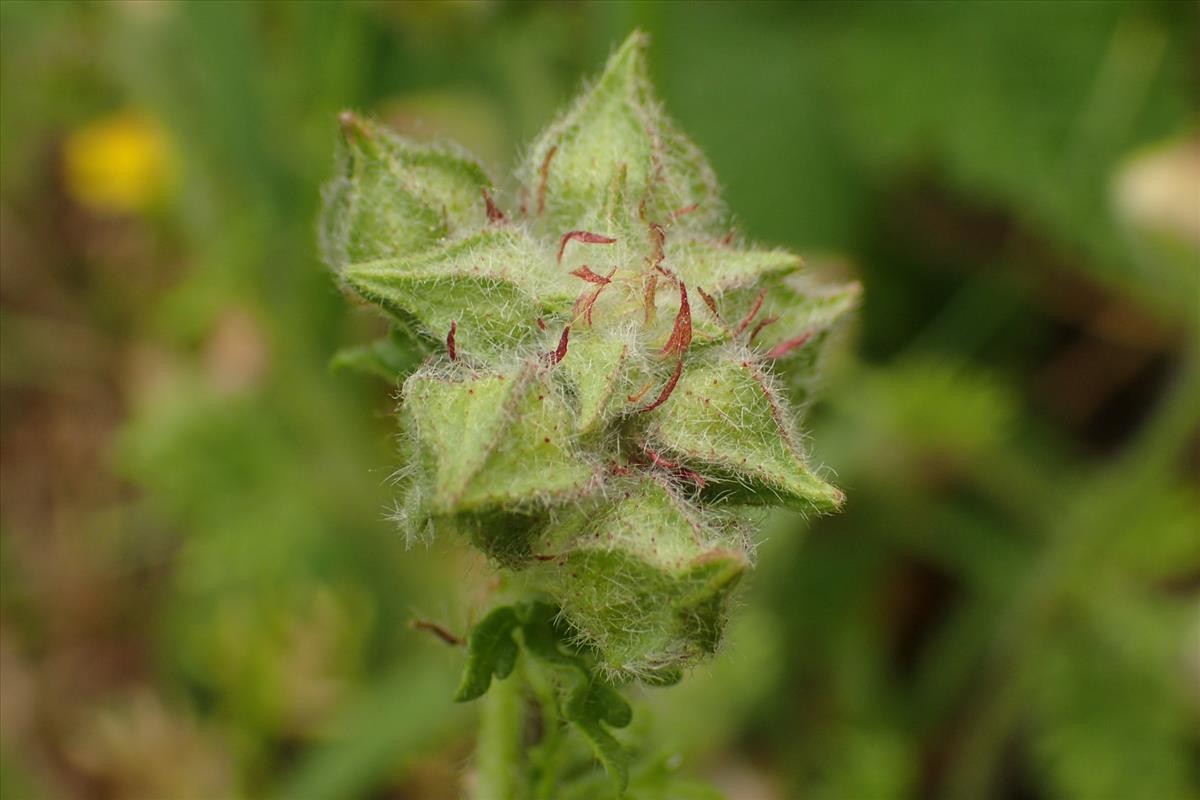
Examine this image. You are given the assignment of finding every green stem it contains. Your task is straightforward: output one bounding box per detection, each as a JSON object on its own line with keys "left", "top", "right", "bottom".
{"left": 474, "top": 672, "right": 524, "bottom": 800}
{"left": 524, "top": 659, "right": 567, "bottom": 800}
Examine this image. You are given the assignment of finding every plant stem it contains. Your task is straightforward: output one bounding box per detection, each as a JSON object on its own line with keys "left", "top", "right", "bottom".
{"left": 474, "top": 672, "right": 524, "bottom": 800}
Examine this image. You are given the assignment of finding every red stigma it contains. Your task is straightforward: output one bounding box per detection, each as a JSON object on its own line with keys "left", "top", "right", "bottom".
{"left": 766, "top": 331, "right": 814, "bottom": 358}
{"left": 557, "top": 230, "right": 617, "bottom": 264}
{"left": 735, "top": 290, "right": 766, "bottom": 336}
{"left": 749, "top": 315, "right": 779, "bottom": 343}
{"left": 549, "top": 326, "right": 570, "bottom": 364}
{"left": 660, "top": 282, "right": 692, "bottom": 356}
{"left": 482, "top": 187, "right": 505, "bottom": 222}
{"left": 570, "top": 265, "right": 612, "bottom": 285}
{"left": 638, "top": 357, "right": 684, "bottom": 413}
{"left": 571, "top": 267, "right": 616, "bottom": 326}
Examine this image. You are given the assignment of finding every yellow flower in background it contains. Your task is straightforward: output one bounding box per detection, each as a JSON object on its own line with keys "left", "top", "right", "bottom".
{"left": 63, "top": 112, "right": 174, "bottom": 214}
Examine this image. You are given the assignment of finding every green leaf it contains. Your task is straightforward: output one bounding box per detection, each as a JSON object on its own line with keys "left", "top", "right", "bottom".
{"left": 320, "top": 112, "right": 493, "bottom": 268}
{"left": 565, "top": 681, "right": 633, "bottom": 792}
{"left": 751, "top": 277, "right": 861, "bottom": 408}
{"left": 647, "top": 355, "right": 843, "bottom": 512}
{"left": 516, "top": 601, "right": 634, "bottom": 792}
{"left": 403, "top": 368, "right": 519, "bottom": 512}
{"left": 516, "top": 600, "right": 586, "bottom": 671}
{"left": 330, "top": 329, "right": 428, "bottom": 382}
{"left": 455, "top": 605, "right": 521, "bottom": 702}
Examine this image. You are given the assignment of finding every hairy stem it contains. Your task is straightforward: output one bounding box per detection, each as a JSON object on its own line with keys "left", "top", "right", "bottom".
{"left": 474, "top": 673, "right": 524, "bottom": 800}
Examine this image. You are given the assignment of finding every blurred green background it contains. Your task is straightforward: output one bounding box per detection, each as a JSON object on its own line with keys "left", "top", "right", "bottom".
{"left": 1, "top": 2, "right": 1198, "bottom": 799}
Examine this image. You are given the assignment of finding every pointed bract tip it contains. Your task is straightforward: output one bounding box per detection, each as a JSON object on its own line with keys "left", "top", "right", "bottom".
{"left": 810, "top": 481, "right": 846, "bottom": 513}
{"left": 600, "top": 29, "right": 651, "bottom": 83}
{"left": 616, "top": 29, "right": 650, "bottom": 53}
{"left": 337, "top": 110, "right": 370, "bottom": 144}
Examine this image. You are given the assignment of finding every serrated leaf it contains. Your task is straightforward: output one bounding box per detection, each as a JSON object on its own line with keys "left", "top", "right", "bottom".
{"left": 341, "top": 230, "right": 556, "bottom": 355}
{"left": 521, "top": 31, "right": 724, "bottom": 233}
{"left": 516, "top": 601, "right": 634, "bottom": 791}
{"left": 455, "top": 605, "right": 521, "bottom": 702}
{"left": 647, "top": 355, "right": 843, "bottom": 512}
{"left": 320, "top": 112, "right": 493, "bottom": 268}
{"left": 565, "top": 682, "right": 633, "bottom": 792}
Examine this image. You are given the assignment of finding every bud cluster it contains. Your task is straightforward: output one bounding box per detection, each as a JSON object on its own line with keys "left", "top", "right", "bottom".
{"left": 322, "top": 32, "right": 857, "bottom": 683}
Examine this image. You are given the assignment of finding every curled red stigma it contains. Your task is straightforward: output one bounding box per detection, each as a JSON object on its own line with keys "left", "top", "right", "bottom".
{"left": 573, "top": 287, "right": 603, "bottom": 326}
{"left": 570, "top": 265, "right": 612, "bottom": 285}
{"left": 660, "top": 282, "right": 692, "bottom": 356}
{"left": 640, "top": 444, "right": 679, "bottom": 470}
{"left": 640, "top": 445, "right": 706, "bottom": 487}
{"left": 557, "top": 230, "right": 617, "bottom": 264}
{"left": 766, "top": 331, "right": 814, "bottom": 358}
{"left": 573, "top": 267, "right": 617, "bottom": 326}
{"left": 549, "top": 326, "right": 570, "bottom": 364}
{"left": 638, "top": 357, "right": 684, "bottom": 413}
{"left": 411, "top": 620, "right": 463, "bottom": 647}
{"left": 447, "top": 321, "right": 458, "bottom": 361}
{"left": 735, "top": 290, "right": 766, "bottom": 336}
{"left": 697, "top": 286, "right": 720, "bottom": 318}
{"left": 749, "top": 315, "right": 779, "bottom": 343}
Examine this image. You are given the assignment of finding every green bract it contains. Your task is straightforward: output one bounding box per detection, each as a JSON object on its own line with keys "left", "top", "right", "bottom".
{"left": 322, "top": 32, "right": 856, "bottom": 682}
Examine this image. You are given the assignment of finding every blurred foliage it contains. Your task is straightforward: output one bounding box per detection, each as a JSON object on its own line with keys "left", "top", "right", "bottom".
{"left": 0, "top": 2, "right": 1197, "bottom": 799}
